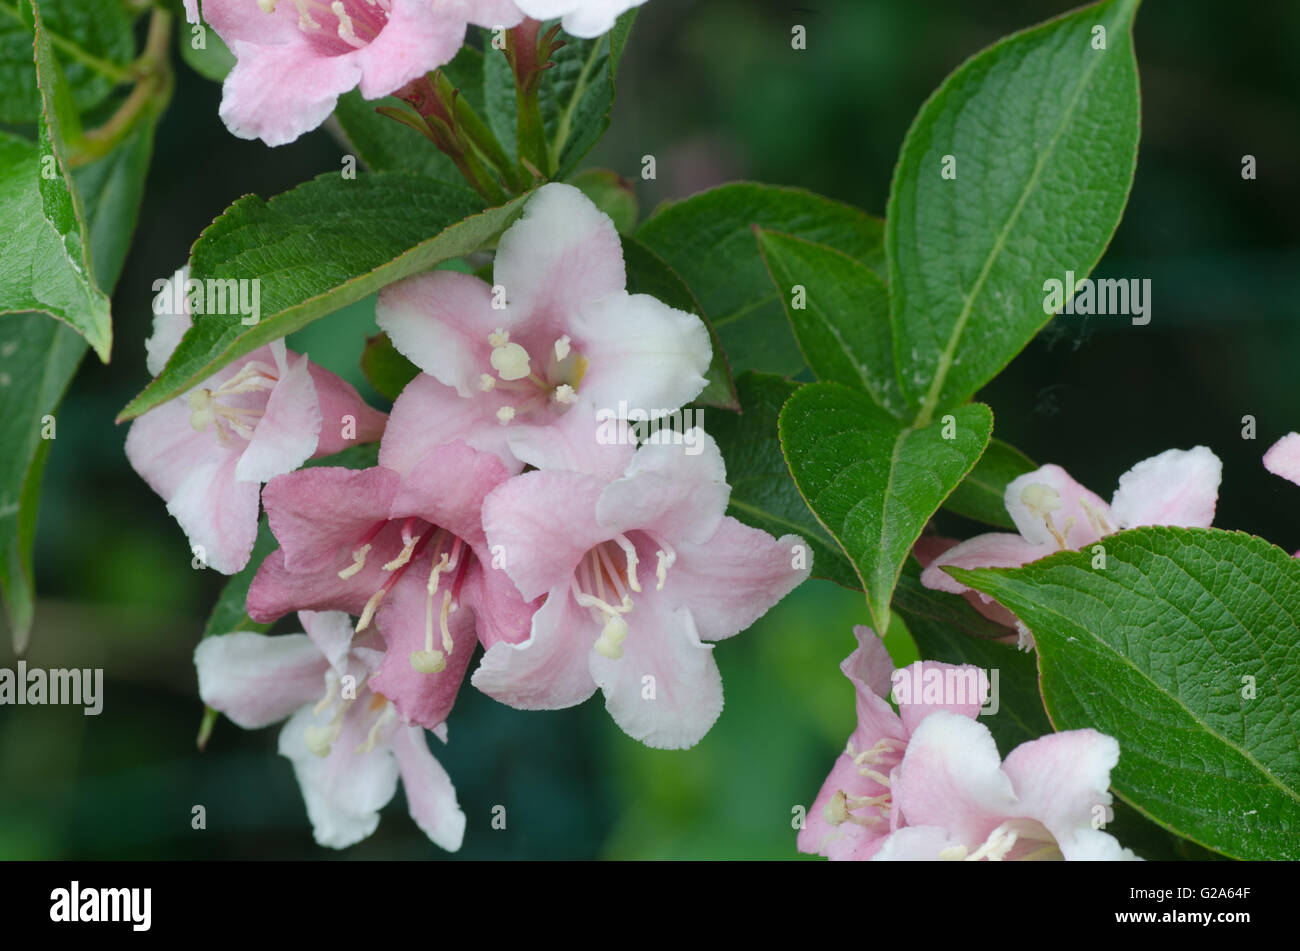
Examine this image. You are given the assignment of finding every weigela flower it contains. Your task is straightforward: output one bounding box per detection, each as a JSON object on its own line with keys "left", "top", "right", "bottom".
{"left": 247, "top": 441, "right": 535, "bottom": 729}
{"left": 196, "top": 610, "right": 466, "bottom": 850}
{"left": 798, "top": 626, "right": 990, "bottom": 860}
{"left": 472, "top": 429, "right": 810, "bottom": 749}
{"left": 376, "top": 182, "right": 712, "bottom": 477}
{"left": 800, "top": 627, "right": 1137, "bottom": 862}
{"left": 191, "top": 0, "right": 523, "bottom": 146}
{"left": 921, "top": 447, "right": 1222, "bottom": 645}
{"left": 126, "top": 270, "right": 386, "bottom": 575}
{"left": 513, "top": 0, "right": 648, "bottom": 38}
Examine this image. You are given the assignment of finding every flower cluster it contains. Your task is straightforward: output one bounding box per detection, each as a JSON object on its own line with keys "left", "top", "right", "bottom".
{"left": 184, "top": 0, "right": 651, "bottom": 146}
{"left": 131, "top": 184, "right": 809, "bottom": 849}
{"left": 799, "top": 626, "right": 1137, "bottom": 862}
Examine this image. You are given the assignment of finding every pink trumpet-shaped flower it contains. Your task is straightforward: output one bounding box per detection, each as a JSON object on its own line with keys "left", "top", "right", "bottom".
{"left": 798, "top": 626, "right": 991, "bottom": 860}
{"left": 376, "top": 183, "right": 712, "bottom": 478}
{"left": 799, "top": 627, "right": 1137, "bottom": 861}
{"left": 247, "top": 441, "right": 536, "bottom": 730}
{"left": 190, "top": 0, "right": 523, "bottom": 146}
{"left": 921, "top": 447, "right": 1222, "bottom": 642}
{"left": 196, "top": 610, "right": 466, "bottom": 850}
{"left": 473, "top": 429, "right": 809, "bottom": 749}
{"left": 126, "top": 269, "right": 386, "bottom": 575}
{"left": 1264, "top": 433, "right": 1300, "bottom": 488}
{"left": 513, "top": 0, "right": 647, "bottom": 38}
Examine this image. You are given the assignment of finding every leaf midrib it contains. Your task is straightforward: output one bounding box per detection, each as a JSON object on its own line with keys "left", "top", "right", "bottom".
{"left": 913, "top": 23, "right": 1116, "bottom": 425}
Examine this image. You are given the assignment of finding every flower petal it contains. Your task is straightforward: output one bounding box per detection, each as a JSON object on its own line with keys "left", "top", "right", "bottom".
{"left": 235, "top": 350, "right": 321, "bottom": 483}
{"left": 571, "top": 291, "right": 712, "bottom": 420}
{"left": 892, "top": 711, "right": 1016, "bottom": 845}
{"left": 389, "top": 441, "right": 510, "bottom": 550}
{"left": 277, "top": 703, "right": 399, "bottom": 849}
{"left": 195, "top": 632, "right": 328, "bottom": 729}
{"left": 494, "top": 183, "right": 626, "bottom": 325}
{"left": 309, "top": 362, "right": 387, "bottom": 456}
{"left": 481, "top": 469, "right": 609, "bottom": 601}
{"left": 298, "top": 610, "right": 356, "bottom": 675}
{"left": 166, "top": 448, "right": 261, "bottom": 575}
{"left": 892, "top": 662, "right": 989, "bottom": 737}
{"left": 379, "top": 373, "right": 521, "bottom": 477}
{"left": 1005, "top": 464, "right": 1113, "bottom": 549}
{"left": 589, "top": 597, "right": 723, "bottom": 750}
{"left": 1002, "top": 728, "right": 1137, "bottom": 861}
{"left": 921, "top": 532, "right": 1054, "bottom": 596}
{"left": 663, "top": 519, "right": 810, "bottom": 641}
{"left": 388, "top": 724, "right": 466, "bottom": 851}
{"left": 261, "top": 466, "right": 399, "bottom": 575}
{"left": 595, "top": 430, "right": 729, "bottom": 545}
{"left": 376, "top": 271, "right": 497, "bottom": 398}
{"left": 369, "top": 569, "right": 477, "bottom": 730}
{"left": 1110, "top": 446, "right": 1222, "bottom": 529}
{"left": 1264, "top": 433, "right": 1300, "bottom": 487}
{"left": 471, "top": 584, "right": 599, "bottom": 710}
{"left": 219, "top": 37, "right": 362, "bottom": 147}
{"left": 354, "top": 0, "right": 465, "bottom": 99}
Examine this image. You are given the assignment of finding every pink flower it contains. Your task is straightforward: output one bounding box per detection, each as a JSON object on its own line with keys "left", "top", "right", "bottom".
{"left": 1264, "top": 433, "right": 1300, "bottom": 488}
{"left": 921, "top": 447, "right": 1222, "bottom": 642}
{"left": 376, "top": 183, "right": 712, "bottom": 478}
{"left": 799, "top": 627, "right": 1137, "bottom": 861}
{"left": 798, "top": 626, "right": 990, "bottom": 860}
{"left": 472, "top": 429, "right": 810, "bottom": 749}
{"left": 196, "top": 610, "right": 466, "bottom": 850}
{"left": 126, "top": 270, "right": 386, "bottom": 575}
{"left": 194, "top": 0, "right": 523, "bottom": 146}
{"left": 247, "top": 441, "right": 536, "bottom": 729}
{"left": 875, "top": 713, "right": 1137, "bottom": 861}
{"left": 513, "top": 0, "right": 647, "bottom": 38}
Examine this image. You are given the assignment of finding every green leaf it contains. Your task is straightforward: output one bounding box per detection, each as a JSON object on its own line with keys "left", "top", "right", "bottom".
{"left": 330, "top": 46, "right": 484, "bottom": 179}
{"left": 178, "top": 15, "right": 234, "bottom": 82}
{"left": 0, "top": 84, "right": 159, "bottom": 652}
{"left": 942, "top": 437, "right": 1036, "bottom": 530}
{"left": 118, "top": 176, "right": 529, "bottom": 422}
{"left": 638, "top": 183, "right": 885, "bottom": 378}
{"left": 755, "top": 229, "right": 902, "bottom": 415}
{"left": 780, "top": 381, "right": 992, "bottom": 633}
{"left": 360, "top": 332, "right": 419, "bottom": 403}
{"left": 482, "top": 12, "right": 636, "bottom": 180}
{"left": 707, "top": 373, "right": 857, "bottom": 589}
{"left": 0, "top": 0, "right": 133, "bottom": 123}
{"left": 0, "top": 319, "right": 83, "bottom": 650}
{"left": 954, "top": 527, "right": 1300, "bottom": 861}
{"left": 621, "top": 235, "right": 736, "bottom": 410}
{"left": 0, "top": 3, "right": 113, "bottom": 360}
{"left": 568, "top": 167, "right": 637, "bottom": 234}
{"left": 888, "top": 0, "right": 1141, "bottom": 422}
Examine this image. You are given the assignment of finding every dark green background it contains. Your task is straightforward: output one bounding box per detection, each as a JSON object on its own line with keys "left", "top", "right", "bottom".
{"left": 2, "top": 0, "right": 1297, "bottom": 859}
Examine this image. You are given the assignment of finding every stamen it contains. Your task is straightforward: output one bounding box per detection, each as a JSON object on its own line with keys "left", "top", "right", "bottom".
{"left": 438, "top": 589, "right": 456, "bottom": 655}
{"left": 332, "top": 1, "right": 366, "bottom": 47}
{"left": 355, "top": 587, "right": 386, "bottom": 633}
{"left": 382, "top": 521, "right": 422, "bottom": 571}
{"left": 479, "top": 373, "right": 497, "bottom": 391}
{"left": 355, "top": 701, "right": 396, "bottom": 754}
{"left": 613, "top": 535, "right": 641, "bottom": 593}
{"left": 554, "top": 335, "right": 571, "bottom": 361}
{"left": 553, "top": 384, "right": 576, "bottom": 405}
{"left": 965, "top": 823, "right": 1019, "bottom": 862}
{"left": 593, "top": 613, "right": 628, "bottom": 659}
{"left": 497, "top": 406, "right": 516, "bottom": 425}
{"left": 655, "top": 546, "right": 676, "bottom": 590}
{"left": 491, "top": 341, "right": 532, "bottom": 381}
{"left": 337, "top": 543, "right": 371, "bottom": 580}
{"left": 487, "top": 328, "right": 510, "bottom": 347}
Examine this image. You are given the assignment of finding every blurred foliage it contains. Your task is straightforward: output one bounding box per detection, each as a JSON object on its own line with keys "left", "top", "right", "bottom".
{"left": 2, "top": 0, "right": 1297, "bottom": 859}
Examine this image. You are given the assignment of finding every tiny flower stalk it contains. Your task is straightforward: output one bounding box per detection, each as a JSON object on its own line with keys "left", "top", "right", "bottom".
{"left": 505, "top": 18, "right": 565, "bottom": 181}
{"left": 391, "top": 74, "right": 507, "bottom": 204}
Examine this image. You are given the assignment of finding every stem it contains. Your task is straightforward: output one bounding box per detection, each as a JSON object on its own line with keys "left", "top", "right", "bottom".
{"left": 72, "top": 9, "right": 173, "bottom": 166}
{"left": 444, "top": 75, "right": 521, "bottom": 192}
{"left": 395, "top": 75, "right": 507, "bottom": 204}
{"left": 507, "top": 20, "right": 552, "bottom": 180}
{"left": 0, "top": 0, "right": 134, "bottom": 84}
